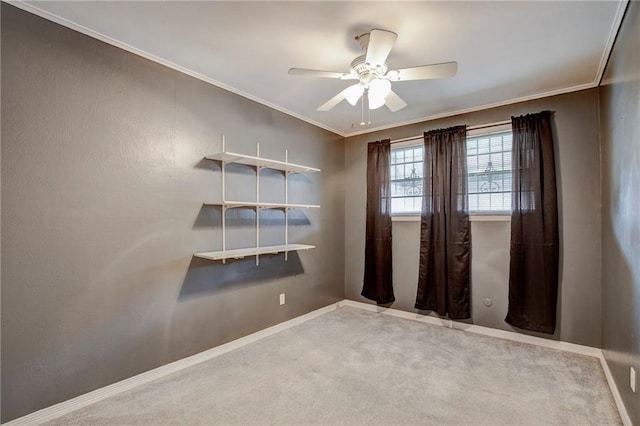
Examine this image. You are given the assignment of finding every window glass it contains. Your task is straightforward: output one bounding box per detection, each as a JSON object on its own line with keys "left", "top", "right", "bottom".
{"left": 467, "top": 131, "right": 512, "bottom": 213}
{"left": 390, "top": 145, "right": 423, "bottom": 214}
{"left": 390, "top": 129, "right": 513, "bottom": 215}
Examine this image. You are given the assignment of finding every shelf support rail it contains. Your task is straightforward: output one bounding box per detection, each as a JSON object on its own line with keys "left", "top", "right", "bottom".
{"left": 285, "top": 149, "right": 289, "bottom": 262}
{"left": 256, "top": 142, "right": 260, "bottom": 266}
{"left": 221, "top": 135, "right": 227, "bottom": 264}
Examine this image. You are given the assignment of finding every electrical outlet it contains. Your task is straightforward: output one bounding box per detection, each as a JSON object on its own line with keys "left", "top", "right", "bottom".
{"left": 631, "top": 367, "right": 636, "bottom": 393}
{"left": 279, "top": 293, "right": 285, "bottom": 306}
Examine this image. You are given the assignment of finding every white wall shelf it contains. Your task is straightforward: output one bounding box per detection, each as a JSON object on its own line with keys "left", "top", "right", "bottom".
{"left": 204, "top": 201, "right": 320, "bottom": 210}
{"left": 205, "top": 152, "right": 320, "bottom": 174}
{"left": 194, "top": 244, "right": 316, "bottom": 261}
{"left": 198, "top": 136, "right": 319, "bottom": 265}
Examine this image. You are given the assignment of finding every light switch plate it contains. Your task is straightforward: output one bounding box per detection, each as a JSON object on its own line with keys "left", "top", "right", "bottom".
{"left": 279, "top": 293, "right": 285, "bottom": 305}
{"left": 631, "top": 367, "right": 636, "bottom": 393}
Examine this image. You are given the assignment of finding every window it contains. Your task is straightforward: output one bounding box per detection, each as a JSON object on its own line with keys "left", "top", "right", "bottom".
{"left": 390, "top": 144, "right": 423, "bottom": 215}
{"left": 390, "top": 126, "right": 513, "bottom": 215}
{"left": 466, "top": 130, "right": 512, "bottom": 213}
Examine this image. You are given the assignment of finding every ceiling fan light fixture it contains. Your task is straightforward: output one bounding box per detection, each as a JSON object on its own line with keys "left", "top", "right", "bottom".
{"left": 344, "top": 84, "right": 365, "bottom": 106}
{"left": 368, "top": 78, "right": 391, "bottom": 109}
{"left": 290, "top": 29, "right": 455, "bottom": 114}
{"left": 368, "top": 90, "right": 385, "bottom": 110}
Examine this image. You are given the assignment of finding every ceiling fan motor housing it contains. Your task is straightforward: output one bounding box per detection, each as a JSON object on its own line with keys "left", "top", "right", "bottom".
{"left": 350, "top": 55, "right": 388, "bottom": 88}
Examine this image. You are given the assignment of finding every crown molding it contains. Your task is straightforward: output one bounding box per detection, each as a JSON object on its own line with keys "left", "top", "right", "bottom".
{"left": 596, "top": 0, "right": 629, "bottom": 85}
{"left": 3, "top": 0, "right": 347, "bottom": 137}
{"left": 342, "top": 81, "right": 596, "bottom": 138}
{"left": 4, "top": 0, "right": 628, "bottom": 140}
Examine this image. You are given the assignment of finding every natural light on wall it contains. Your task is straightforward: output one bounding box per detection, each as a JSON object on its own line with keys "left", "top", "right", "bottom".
{"left": 390, "top": 124, "right": 513, "bottom": 215}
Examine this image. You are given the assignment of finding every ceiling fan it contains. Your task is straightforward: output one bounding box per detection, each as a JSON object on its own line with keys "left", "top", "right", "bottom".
{"left": 289, "top": 29, "right": 457, "bottom": 113}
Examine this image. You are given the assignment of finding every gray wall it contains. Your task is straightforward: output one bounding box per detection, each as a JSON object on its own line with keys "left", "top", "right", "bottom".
{"left": 1, "top": 4, "right": 345, "bottom": 422}
{"left": 345, "top": 89, "right": 602, "bottom": 347}
{"left": 599, "top": 1, "right": 640, "bottom": 422}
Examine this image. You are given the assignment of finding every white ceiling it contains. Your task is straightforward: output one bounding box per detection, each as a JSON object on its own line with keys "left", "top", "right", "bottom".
{"left": 17, "top": 1, "right": 626, "bottom": 137}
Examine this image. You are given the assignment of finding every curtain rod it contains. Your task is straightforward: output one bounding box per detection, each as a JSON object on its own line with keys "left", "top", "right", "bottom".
{"left": 390, "top": 119, "right": 512, "bottom": 144}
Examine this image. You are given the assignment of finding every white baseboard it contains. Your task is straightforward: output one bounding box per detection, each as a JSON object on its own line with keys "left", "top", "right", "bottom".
{"left": 339, "top": 299, "right": 454, "bottom": 328}
{"left": 2, "top": 303, "right": 339, "bottom": 426}
{"left": 340, "top": 299, "right": 630, "bottom": 424}
{"left": 339, "top": 300, "right": 602, "bottom": 357}
{"left": 4, "top": 299, "right": 631, "bottom": 426}
{"left": 598, "top": 352, "right": 632, "bottom": 426}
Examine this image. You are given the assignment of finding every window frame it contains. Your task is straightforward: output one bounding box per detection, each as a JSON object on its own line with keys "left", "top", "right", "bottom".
{"left": 389, "top": 139, "right": 425, "bottom": 217}
{"left": 466, "top": 124, "right": 513, "bottom": 214}
{"left": 389, "top": 123, "right": 513, "bottom": 220}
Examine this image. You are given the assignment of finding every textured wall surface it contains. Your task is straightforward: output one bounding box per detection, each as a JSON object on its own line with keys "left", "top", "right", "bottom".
{"left": 345, "top": 89, "right": 602, "bottom": 347}
{"left": 599, "top": 1, "right": 640, "bottom": 422}
{"left": 1, "top": 4, "right": 344, "bottom": 421}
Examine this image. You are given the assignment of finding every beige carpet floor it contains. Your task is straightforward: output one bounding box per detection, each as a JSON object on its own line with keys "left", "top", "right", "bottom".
{"left": 47, "top": 306, "right": 621, "bottom": 425}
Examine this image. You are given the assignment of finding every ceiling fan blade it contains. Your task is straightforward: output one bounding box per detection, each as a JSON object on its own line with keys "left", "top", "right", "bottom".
{"left": 317, "top": 90, "right": 347, "bottom": 111}
{"left": 318, "top": 84, "right": 365, "bottom": 111}
{"left": 365, "top": 29, "right": 397, "bottom": 67}
{"left": 385, "top": 90, "right": 407, "bottom": 112}
{"left": 288, "top": 68, "right": 355, "bottom": 79}
{"left": 388, "top": 62, "right": 458, "bottom": 81}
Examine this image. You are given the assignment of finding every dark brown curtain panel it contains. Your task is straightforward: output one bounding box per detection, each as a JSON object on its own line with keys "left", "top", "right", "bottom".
{"left": 415, "top": 126, "right": 471, "bottom": 319}
{"left": 362, "top": 139, "right": 394, "bottom": 304}
{"left": 506, "top": 111, "right": 559, "bottom": 334}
